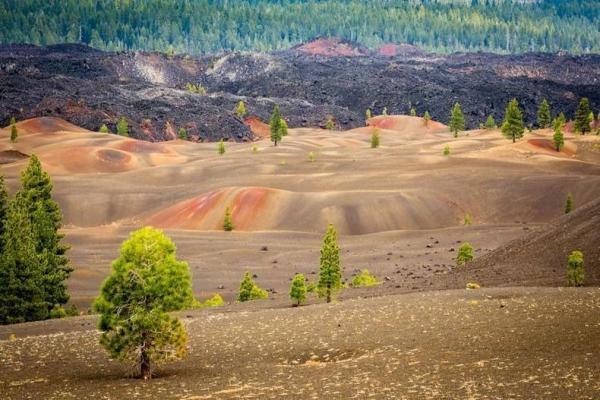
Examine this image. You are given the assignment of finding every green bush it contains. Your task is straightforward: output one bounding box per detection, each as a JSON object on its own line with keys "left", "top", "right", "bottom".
{"left": 49, "top": 305, "right": 67, "bottom": 319}
{"left": 352, "top": 269, "right": 380, "bottom": 287}
{"left": 193, "top": 294, "right": 225, "bottom": 308}
{"left": 371, "top": 129, "right": 380, "bottom": 148}
{"left": 567, "top": 251, "right": 584, "bottom": 286}
{"left": 443, "top": 145, "right": 450, "bottom": 156}
{"left": 289, "top": 274, "right": 307, "bottom": 306}
{"left": 238, "top": 272, "right": 268, "bottom": 302}
{"left": 456, "top": 242, "right": 474, "bottom": 265}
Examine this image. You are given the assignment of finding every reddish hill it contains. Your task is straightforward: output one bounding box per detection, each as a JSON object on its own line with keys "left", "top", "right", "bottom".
{"left": 293, "top": 37, "right": 369, "bottom": 57}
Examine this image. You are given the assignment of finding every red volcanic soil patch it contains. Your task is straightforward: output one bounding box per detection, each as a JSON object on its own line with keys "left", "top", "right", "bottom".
{"left": 231, "top": 188, "right": 271, "bottom": 229}
{"left": 16, "top": 117, "right": 87, "bottom": 134}
{"left": 96, "top": 149, "right": 132, "bottom": 164}
{"left": 368, "top": 115, "right": 446, "bottom": 132}
{"left": 294, "top": 37, "right": 369, "bottom": 57}
{"left": 528, "top": 138, "right": 575, "bottom": 156}
{"left": 377, "top": 43, "right": 425, "bottom": 57}
{"left": 0, "top": 149, "right": 28, "bottom": 164}
{"left": 117, "top": 140, "right": 169, "bottom": 154}
{"left": 147, "top": 190, "right": 224, "bottom": 229}
{"left": 42, "top": 147, "right": 134, "bottom": 173}
{"left": 244, "top": 116, "right": 270, "bottom": 139}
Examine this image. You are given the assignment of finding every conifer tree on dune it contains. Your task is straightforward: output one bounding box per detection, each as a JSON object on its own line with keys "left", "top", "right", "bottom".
{"left": 574, "top": 98, "right": 592, "bottom": 135}
{"left": 449, "top": 102, "right": 465, "bottom": 138}
{"left": 537, "top": 98, "right": 552, "bottom": 128}
{"left": 317, "top": 224, "right": 342, "bottom": 303}
{"left": 270, "top": 105, "right": 283, "bottom": 146}
{"left": 501, "top": 99, "right": 525, "bottom": 143}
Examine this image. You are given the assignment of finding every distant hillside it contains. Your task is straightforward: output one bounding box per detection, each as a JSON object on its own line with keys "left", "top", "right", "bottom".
{"left": 0, "top": 0, "right": 598, "bottom": 55}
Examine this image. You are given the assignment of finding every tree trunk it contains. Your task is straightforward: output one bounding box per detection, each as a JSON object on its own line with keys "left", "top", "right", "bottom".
{"left": 512, "top": 135, "right": 516, "bottom": 143}
{"left": 140, "top": 346, "right": 151, "bottom": 380}
{"left": 326, "top": 284, "right": 331, "bottom": 303}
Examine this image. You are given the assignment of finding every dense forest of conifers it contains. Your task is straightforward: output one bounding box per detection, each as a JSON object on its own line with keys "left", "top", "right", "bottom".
{"left": 0, "top": 0, "right": 598, "bottom": 55}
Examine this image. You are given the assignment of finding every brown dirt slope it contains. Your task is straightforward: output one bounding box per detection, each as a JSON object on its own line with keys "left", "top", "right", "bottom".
{"left": 440, "top": 197, "right": 600, "bottom": 288}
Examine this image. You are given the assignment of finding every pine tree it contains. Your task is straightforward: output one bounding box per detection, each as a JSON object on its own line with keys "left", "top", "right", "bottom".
{"left": 484, "top": 115, "right": 496, "bottom": 129}
{"left": 566, "top": 250, "right": 584, "bottom": 287}
{"left": 574, "top": 98, "right": 592, "bottom": 135}
{"left": 456, "top": 242, "right": 474, "bottom": 265}
{"left": 178, "top": 128, "right": 188, "bottom": 140}
{"left": 325, "top": 117, "right": 335, "bottom": 130}
{"left": 565, "top": 193, "right": 573, "bottom": 214}
{"left": 235, "top": 101, "right": 247, "bottom": 118}
{"left": 94, "top": 227, "right": 193, "bottom": 379}
{"left": 270, "top": 105, "right": 283, "bottom": 146}
{"left": 289, "top": 273, "right": 307, "bottom": 306}
{"left": 537, "top": 99, "right": 552, "bottom": 128}
{"left": 116, "top": 117, "right": 129, "bottom": 137}
{"left": 237, "top": 272, "right": 268, "bottom": 302}
{"left": 371, "top": 129, "right": 380, "bottom": 148}
{"left": 423, "top": 111, "right": 431, "bottom": 125}
{"left": 365, "top": 109, "right": 372, "bottom": 121}
{"left": 218, "top": 139, "right": 225, "bottom": 155}
{"left": 10, "top": 118, "right": 18, "bottom": 143}
{"left": 553, "top": 126, "right": 564, "bottom": 152}
{"left": 317, "top": 224, "right": 342, "bottom": 303}
{"left": 223, "top": 207, "right": 234, "bottom": 231}
{"left": 449, "top": 102, "right": 465, "bottom": 138}
{"left": 443, "top": 145, "right": 450, "bottom": 156}
{"left": 0, "top": 197, "right": 48, "bottom": 324}
{"left": 463, "top": 213, "right": 472, "bottom": 225}
{"left": 410, "top": 107, "right": 416, "bottom": 116}
{"left": 18, "top": 155, "right": 71, "bottom": 309}
{"left": 501, "top": 99, "right": 525, "bottom": 143}
{"left": 99, "top": 124, "right": 109, "bottom": 133}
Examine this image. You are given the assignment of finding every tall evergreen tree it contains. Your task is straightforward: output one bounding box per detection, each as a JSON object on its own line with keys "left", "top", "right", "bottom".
{"left": 537, "top": 99, "right": 552, "bottom": 128}
{"left": 423, "top": 111, "right": 431, "bottom": 126}
{"left": 235, "top": 101, "right": 247, "bottom": 118}
{"left": 116, "top": 117, "right": 129, "bottom": 137}
{"left": 289, "top": 273, "right": 307, "bottom": 306}
{"left": 484, "top": 115, "right": 496, "bottom": 129}
{"left": 317, "top": 224, "right": 342, "bottom": 303}
{"left": 10, "top": 118, "right": 18, "bottom": 143}
{"left": 94, "top": 227, "right": 193, "bottom": 379}
{"left": 0, "top": 197, "right": 48, "bottom": 324}
{"left": 574, "top": 98, "right": 592, "bottom": 135}
{"left": 269, "top": 105, "right": 283, "bottom": 146}
{"left": 223, "top": 207, "right": 234, "bottom": 231}
{"left": 501, "top": 99, "right": 525, "bottom": 143}
{"left": 449, "top": 102, "right": 465, "bottom": 138}
{"left": 17, "top": 155, "right": 71, "bottom": 308}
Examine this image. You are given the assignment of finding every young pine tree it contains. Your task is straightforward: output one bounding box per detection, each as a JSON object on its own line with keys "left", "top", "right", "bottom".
{"left": 365, "top": 108, "right": 372, "bottom": 121}
{"left": 269, "top": 105, "right": 283, "bottom": 146}
{"left": 410, "top": 107, "right": 416, "bottom": 116}
{"left": 237, "top": 272, "right": 268, "bottom": 302}
{"left": 537, "top": 99, "right": 552, "bottom": 128}
{"left": 99, "top": 124, "right": 109, "bottom": 133}
{"left": 565, "top": 193, "right": 573, "bottom": 214}
{"left": 94, "top": 227, "right": 193, "bottom": 379}
{"left": 116, "top": 117, "right": 129, "bottom": 137}
{"left": 0, "top": 197, "right": 48, "bottom": 324}
{"left": 178, "top": 128, "right": 188, "bottom": 140}
{"left": 443, "top": 145, "right": 450, "bottom": 156}
{"left": 317, "top": 224, "right": 342, "bottom": 303}
{"left": 371, "top": 129, "right": 380, "bottom": 148}
{"left": 235, "top": 100, "right": 247, "bottom": 118}
{"left": 456, "top": 243, "right": 474, "bottom": 265}
{"left": 10, "top": 117, "right": 18, "bottom": 143}
{"left": 289, "top": 273, "right": 307, "bottom": 306}
{"left": 484, "top": 115, "right": 496, "bottom": 129}
{"left": 279, "top": 118, "right": 288, "bottom": 137}
{"left": 325, "top": 117, "right": 335, "bottom": 130}
{"left": 566, "top": 250, "right": 584, "bottom": 287}
{"left": 223, "top": 207, "right": 234, "bottom": 231}
{"left": 553, "top": 126, "right": 564, "bottom": 152}
{"left": 449, "top": 102, "right": 465, "bottom": 138}
{"left": 574, "top": 98, "right": 592, "bottom": 135}
{"left": 423, "top": 111, "right": 431, "bottom": 126}
{"left": 501, "top": 99, "right": 525, "bottom": 143}
{"left": 218, "top": 139, "right": 226, "bottom": 155}
{"left": 18, "top": 155, "right": 71, "bottom": 310}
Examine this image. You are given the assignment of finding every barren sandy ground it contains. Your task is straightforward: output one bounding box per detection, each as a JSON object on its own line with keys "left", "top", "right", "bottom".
{"left": 1, "top": 116, "right": 599, "bottom": 399}
{"left": 1, "top": 287, "right": 598, "bottom": 399}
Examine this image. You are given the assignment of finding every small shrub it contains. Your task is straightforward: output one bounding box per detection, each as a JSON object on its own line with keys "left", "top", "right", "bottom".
{"left": 218, "top": 139, "right": 225, "bottom": 155}
{"left": 567, "top": 251, "right": 584, "bottom": 286}
{"left": 49, "top": 305, "right": 67, "bottom": 319}
{"left": 99, "top": 124, "right": 109, "bottom": 133}
{"left": 466, "top": 282, "right": 480, "bottom": 289}
{"left": 456, "top": 243, "right": 474, "bottom": 265}
{"left": 251, "top": 145, "right": 258, "bottom": 153}
{"left": 193, "top": 294, "right": 225, "bottom": 308}
{"left": 289, "top": 274, "right": 307, "bottom": 306}
{"left": 352, "top": 269, "right": 380, "bottom": 287}
{"left": 410, "top": 107, "right": 416, "bottom": 116}
{"left": 280, "top": 160, "right": 286, "bottom": 166}
{"left": 382, "top": 107, "right": 388, "bottom": 116}
{"left": 223, "top": 207, "right": 234, "bottom": 231}
{"left": 186, "top": 83, "right": 207, "bottom": 95}
{"left": 306, "top": 281, "right": 316, "bottom": 293}
{"left": 463, "top": 213, "right": 472, "bottom": 225}
{"left": 116, "top": 117, "right": 129, "bottom": 137}
{"left": 65, "top": 304, "right": 80, "bottom": 316}
{"left": 565, "top": 193, "right": 573, "bottom": 214}
{"left": 371, "top": 129, "right": 380, "bottom": 148}
{"left": 235, "top": 101, "right": 247, "bottom": 118}
{"left": 178, "top": 128, "right": 188, "bottom": 140}
{"left": 443, "top": 145, "right": 450, "bottom": 156}
{"left": 238, "top": 272, "right": 268, "bottom": 302}
{"left": 325, "top": 118, "right": 335, "bottom": 130}
{"left": 308, "top": 151, "right": 315, "bottom": 162}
